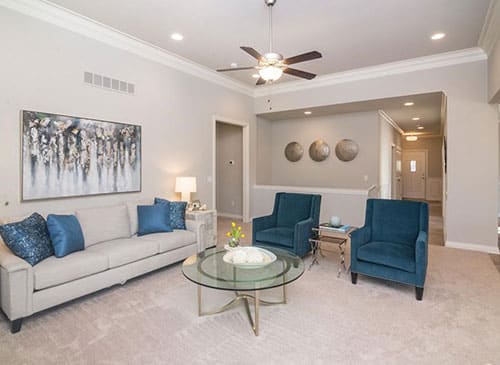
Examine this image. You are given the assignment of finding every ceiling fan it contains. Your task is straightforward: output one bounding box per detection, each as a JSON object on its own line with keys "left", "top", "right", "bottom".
{"left": 216, "top": 0, "right": 322, "bottom": 85}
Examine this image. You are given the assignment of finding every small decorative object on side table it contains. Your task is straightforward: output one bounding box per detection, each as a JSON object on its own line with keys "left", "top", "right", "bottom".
{"left": 224, "top": 222, "right": 246, "bottom": 250}
{"left": 309, "top": 223, "right": 357, "bottom": 277}
{"left": 185, "top": 209, "right": 217, "bottom": 250}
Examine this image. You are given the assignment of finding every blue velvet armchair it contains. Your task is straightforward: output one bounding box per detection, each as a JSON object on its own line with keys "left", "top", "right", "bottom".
{"left": 350, "top": 198, "right": 429, "bottom": 300}
{"left": 253, "top": 192, "right": 321, "bottom": 257}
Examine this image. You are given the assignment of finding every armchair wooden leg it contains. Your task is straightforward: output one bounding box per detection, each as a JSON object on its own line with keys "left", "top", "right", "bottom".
{"left": 11, "top": 318, "right": 23, "bottom": 333}
{"left": 351, "top": 272, "right": 358, "bottom": 284}
{"left": 415, "top": 287, "right": 424, "bottom": 301}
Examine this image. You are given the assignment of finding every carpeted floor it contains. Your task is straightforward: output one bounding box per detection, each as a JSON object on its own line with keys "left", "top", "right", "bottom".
{"left": 1, "top": 245, "right": 499, "bottom": 364}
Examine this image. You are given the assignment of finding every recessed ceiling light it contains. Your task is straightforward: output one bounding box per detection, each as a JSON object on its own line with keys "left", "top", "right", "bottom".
{"left": 171, "top": 33, "right": 184, "bottom": 41}
{"left": 412, "top": 117, "right": 420, "bottom": 121}
{"left": 431, "top": 32, "right": 446, "bottom": 40}
{"left": 230, "top": 62, "right": 238, "bottom": 68}
{"left": 304, "top": 111, "right": 312, "bottom": 115}
{"left": 252, "top": 73, "right": 260, "bottom": 78}
{"left": 417, "top": 126, "right": 425, "bottom": 130}
{"left": 406, "top": 136, "right": 418, "bottom": 141}
{"left": 404, "top": 102, "right": 414, "bottom": 106}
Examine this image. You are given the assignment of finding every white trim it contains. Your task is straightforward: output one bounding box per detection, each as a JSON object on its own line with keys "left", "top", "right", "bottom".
{"left": 478, "top": 0, "right": 500, "bottom": 55}
{"left": 0, "top": 0, "right": 254, "bottom": 96}
{"left": 254, "top": 48, "right": 487, "bottom": 97}
{"left": 378, "top": 110, "right": 404, "bottom": 135}
{"left": 446, "top": 241, "right": 499, "bottom": 255}
{"left": 212, "top": 116, "right": 251, "bottom": 223}
{"left": 217, "top": 213, "right": 243, "bottom": 220}
{"left": 253, "top": 184, "right": 376, "bottom": 197}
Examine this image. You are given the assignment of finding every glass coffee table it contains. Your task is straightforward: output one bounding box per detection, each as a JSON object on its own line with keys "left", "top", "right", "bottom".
{"left": 182, "top": 247, "right": 304, "bottom": 336}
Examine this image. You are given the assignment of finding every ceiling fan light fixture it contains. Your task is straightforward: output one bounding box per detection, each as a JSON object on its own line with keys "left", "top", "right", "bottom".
{"left": 259, "top": 66, "right": 283, "bottom": 81}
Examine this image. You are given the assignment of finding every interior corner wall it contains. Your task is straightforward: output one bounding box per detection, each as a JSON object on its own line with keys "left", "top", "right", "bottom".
{"left": 378, "top": 113, "right": 400, "bottom": 199}
{"left": 487, "top": 33, "right": 500, "bottom": 103}
{"left": 0, "top": 8, "right": 255, "bottom": 218}
{"left": 268, "top": 111, "right": 380, "bottom": 189}
{"left": 254, "top": 60, "right": 498, "bottom": 250}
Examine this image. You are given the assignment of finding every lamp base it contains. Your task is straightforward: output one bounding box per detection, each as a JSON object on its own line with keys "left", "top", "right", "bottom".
{"left": 181, "top": 192, "right": 191, "bottom": 203}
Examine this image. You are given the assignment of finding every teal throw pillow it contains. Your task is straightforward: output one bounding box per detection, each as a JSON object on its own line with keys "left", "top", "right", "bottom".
{"left": 137, "top": 204, "right": 172, "bottom": 236}
{"left": 0, "top": 213, "right": 54, "bottom": 266}
{"left": 154, "top": 197, "right": 187, "bottom": 230}
{"left": 47, "top": 214, "right": 85, "bottom": 257}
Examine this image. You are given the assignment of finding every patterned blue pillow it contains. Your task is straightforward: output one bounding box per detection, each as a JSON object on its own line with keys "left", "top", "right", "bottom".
{"left": 154, "top": 198, "right": 187, "bottom": 230}
{"left": 0, "top": 213, "right": 54, "bottom": 266}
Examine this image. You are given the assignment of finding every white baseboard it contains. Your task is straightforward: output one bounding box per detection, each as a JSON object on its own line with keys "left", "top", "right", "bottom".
{"left": 217, "top": 213, "right": 243, "bottom": 220}
{"left": 445, "top": 241, "right": 499, "bottom": 254}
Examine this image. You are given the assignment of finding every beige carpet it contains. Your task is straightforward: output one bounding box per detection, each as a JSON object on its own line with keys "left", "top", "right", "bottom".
{"left": 1, "top": 245, "right": 500, "bottom": 364}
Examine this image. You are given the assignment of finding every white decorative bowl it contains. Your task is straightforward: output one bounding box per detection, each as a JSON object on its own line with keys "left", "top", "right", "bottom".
{"left": 223, "top": 247, "right": 277, "bottom": 269}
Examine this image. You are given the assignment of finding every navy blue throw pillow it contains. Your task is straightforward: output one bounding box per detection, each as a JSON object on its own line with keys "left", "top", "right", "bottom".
{"left": 47, "top": 214, "right": 85, "bottom": 258}
{"left": 154, "top": 198, "right": 187, "bottom": 230}
{"left": 0, "top": 213, "right": 54, "bottom": 266}
{"left": 137, "top": 204, "right": 172, "bottom": 236}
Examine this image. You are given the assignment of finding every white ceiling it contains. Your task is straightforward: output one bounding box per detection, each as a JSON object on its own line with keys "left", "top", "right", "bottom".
{"left": 257, "top": 92, "right": 444, "bottom": 136}
{"left": 48, "top": 0, "right": 490, "bottom": 86}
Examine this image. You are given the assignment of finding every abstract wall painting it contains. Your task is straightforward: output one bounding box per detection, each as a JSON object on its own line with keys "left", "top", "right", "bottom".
{"left": 22, "top": 110, "right": 141, "bottom": 201}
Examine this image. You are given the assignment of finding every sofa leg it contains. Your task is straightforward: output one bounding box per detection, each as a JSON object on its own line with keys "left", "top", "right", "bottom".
{"left": 11, "top": 318, "right": 23, "bottom": 334}
{"left": 351, "top": 272, "right": 358, "bottom": 284}
{"left": 415, "top": 287, "right": 424, "bottom": 301}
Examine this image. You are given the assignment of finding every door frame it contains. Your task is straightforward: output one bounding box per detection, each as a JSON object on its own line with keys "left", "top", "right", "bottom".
{"left": 212, "top": 115, "right": 250, "bottom": 222}
{"left": 402, "top": 149, "right": 428, "bottom": 200}
{"left": 391, "top": 144, "right": 402, "bottom": 199}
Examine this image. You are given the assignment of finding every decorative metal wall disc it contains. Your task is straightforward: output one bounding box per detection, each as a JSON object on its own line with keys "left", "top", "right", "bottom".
{"left": 284, "top": 142, "right": 304, "bottom": 162}
{"left": 309, "top": 139, "right": 330, "bottom": 162}
{"left": 335, "top": 139, "right": 359, "bottom": 162}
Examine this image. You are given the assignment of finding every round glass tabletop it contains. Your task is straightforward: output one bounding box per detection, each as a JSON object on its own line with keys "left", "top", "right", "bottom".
{"left": 182, "top": 247, "right": 305, "bottom": 291}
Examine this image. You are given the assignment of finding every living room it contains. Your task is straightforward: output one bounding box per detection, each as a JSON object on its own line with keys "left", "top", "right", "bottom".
{"left": 0, "top": 0, "right": 499, "bottom": 363}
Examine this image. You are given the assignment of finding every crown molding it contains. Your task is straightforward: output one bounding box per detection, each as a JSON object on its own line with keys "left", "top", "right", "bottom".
{"left": 0, "top": 0, "right": 255, "bottom": 96}
{"left": 378, "top": 110, "right": 404, "bottom": 135}
{"left": 254, "top": 48, "right": 487, "bottom": 97}
{"left": 479, "top": 0, "right": 500, "bottom": 55}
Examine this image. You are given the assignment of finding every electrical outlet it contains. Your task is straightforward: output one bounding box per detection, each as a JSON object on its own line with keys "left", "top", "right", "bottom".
{"left": 231, "top": 200, "right": 235, "bottom": 207}
{"left": 363, "top": 175, "right": 368, "bottom": 182}
{"left": 207, "top": 176, "right": 212, "bottom": 183}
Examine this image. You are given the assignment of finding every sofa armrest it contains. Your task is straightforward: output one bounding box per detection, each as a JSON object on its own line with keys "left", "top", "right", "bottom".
{"left": 415, "top": 230, "right": 428, "bottom": 287}
{"left": 0, "top": 241, "right": 34, "bottom": 320}
{"left": 293, "top": 218, "right": 315, "bottom": 257}
{"left": 185, "top": 219, "right": 206, "bottom": 252}
{"left": 252, "top": 214, "right": 276, "bottom": 243}
{"left": 350, "top": 226, "right": 371, "bottom": 271}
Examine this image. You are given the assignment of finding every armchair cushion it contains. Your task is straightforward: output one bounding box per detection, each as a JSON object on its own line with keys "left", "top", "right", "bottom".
{"left": 255, "top": 227, "right": 294, "bottom": 248}
{"left": 357, "top": 241, "right": 416, "bottom": 273}
{"left": 276, "top": 194, "right": 312, "bottom": 228}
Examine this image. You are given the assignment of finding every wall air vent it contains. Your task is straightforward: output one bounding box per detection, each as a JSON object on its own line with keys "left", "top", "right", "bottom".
{"left": 83, "top": 71, "right": 135, "bottom": 95}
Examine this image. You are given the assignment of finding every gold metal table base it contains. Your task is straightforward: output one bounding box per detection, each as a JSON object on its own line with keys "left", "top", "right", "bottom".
{"left": 197, "top": 285, "right": 287, "bottom": 336}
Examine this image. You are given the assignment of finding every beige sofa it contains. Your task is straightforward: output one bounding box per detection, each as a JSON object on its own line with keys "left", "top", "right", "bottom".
{"left": 0, "top": 201, "right": 204, "bottom": 333}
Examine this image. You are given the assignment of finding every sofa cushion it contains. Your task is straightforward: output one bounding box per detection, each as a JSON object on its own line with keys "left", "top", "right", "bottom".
{"left": 139, "top": 230, "right": 196, "bottom": 253}
{"left": 0, "top": 213, "right": 54, "bottom": 266}
{"left": 87, "top": 238, "right": 159, "bottom": 268}
{"left": 357, "top": 241, "right": 416, "bottom": 273}
{"left": 76, "top": 205, "right": 131, "bottom": 247}
{"left": 255, "top": 227, "right": 294, "bottom": 248}
{"left": 154, "top": 198, "right": 187, "bottom": 230}
{"left": 137, "top": 204, "right": 172, "bottom": 236}
{"left": 276, "top": 194, "right": 312, "bottom": 228}
{"left": 47, "top": 214, "right": 85, "bottom": 257}
{"left": 127, "top": 199, "right": 154, "bottom": 236}
{"left": 33, "top": 251, "right": 108, "bottom": 290}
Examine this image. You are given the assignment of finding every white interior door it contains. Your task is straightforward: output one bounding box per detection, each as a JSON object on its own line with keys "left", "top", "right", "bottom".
{"left": 402, "top": 151, "right": 426, "bottom": 199}
{"left": 392, "top": 147, "right": 402, "bottom": 199}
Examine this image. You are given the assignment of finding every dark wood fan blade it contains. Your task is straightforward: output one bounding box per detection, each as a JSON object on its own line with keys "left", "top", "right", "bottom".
{"left": 283, "top": 67, "right": 316, "bottom": 80}
{"left": 240, "top": 46, "right": 263, "bottom": 61}
{"left": 216, "top": 67, "right": 256, "bottom": 72}
{"left": 284, "top": 51, "right": 322, "bottom": 65}
{"left": 256, "top": 77, "right": 266, "bottom": 85}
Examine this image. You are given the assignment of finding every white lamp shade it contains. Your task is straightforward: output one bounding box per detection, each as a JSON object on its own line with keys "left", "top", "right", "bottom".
{"left": 175, "top": 177, "right": 197, "bottom": 193}
{"left": 259, "top": 66, "right": 283, "bottom": 81}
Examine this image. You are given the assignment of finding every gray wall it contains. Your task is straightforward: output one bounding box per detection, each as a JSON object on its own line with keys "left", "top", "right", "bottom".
{"left": 0, "top": 8, "right": 255, "bottom": 218}
{"left": 267, "top": 111, "right": 380, "bottom": 189}
{"left": 256, "top": 117, "right": 272, "bottom": 185}
{"left": 401, "top": 137, "right": 443, "bottom": 178}
{"left": 254, "top": 61, "right": 498, "bottom": 251}
{"left": 216, "top": 122, "right": 243, "bottom": 216}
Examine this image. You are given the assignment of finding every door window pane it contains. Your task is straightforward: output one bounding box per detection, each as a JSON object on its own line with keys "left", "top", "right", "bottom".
{"left": 410, "top": 160, "right": 417, "bottom": 172}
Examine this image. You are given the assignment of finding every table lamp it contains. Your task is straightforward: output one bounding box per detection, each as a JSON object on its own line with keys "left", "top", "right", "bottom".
{"left": 175, "top": 176, "right": 197, "bottom": 202}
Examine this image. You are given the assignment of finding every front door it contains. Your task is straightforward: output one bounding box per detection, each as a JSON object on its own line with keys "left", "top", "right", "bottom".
{"left": 402, "top": 151, "right": 426, "bottom": 199}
